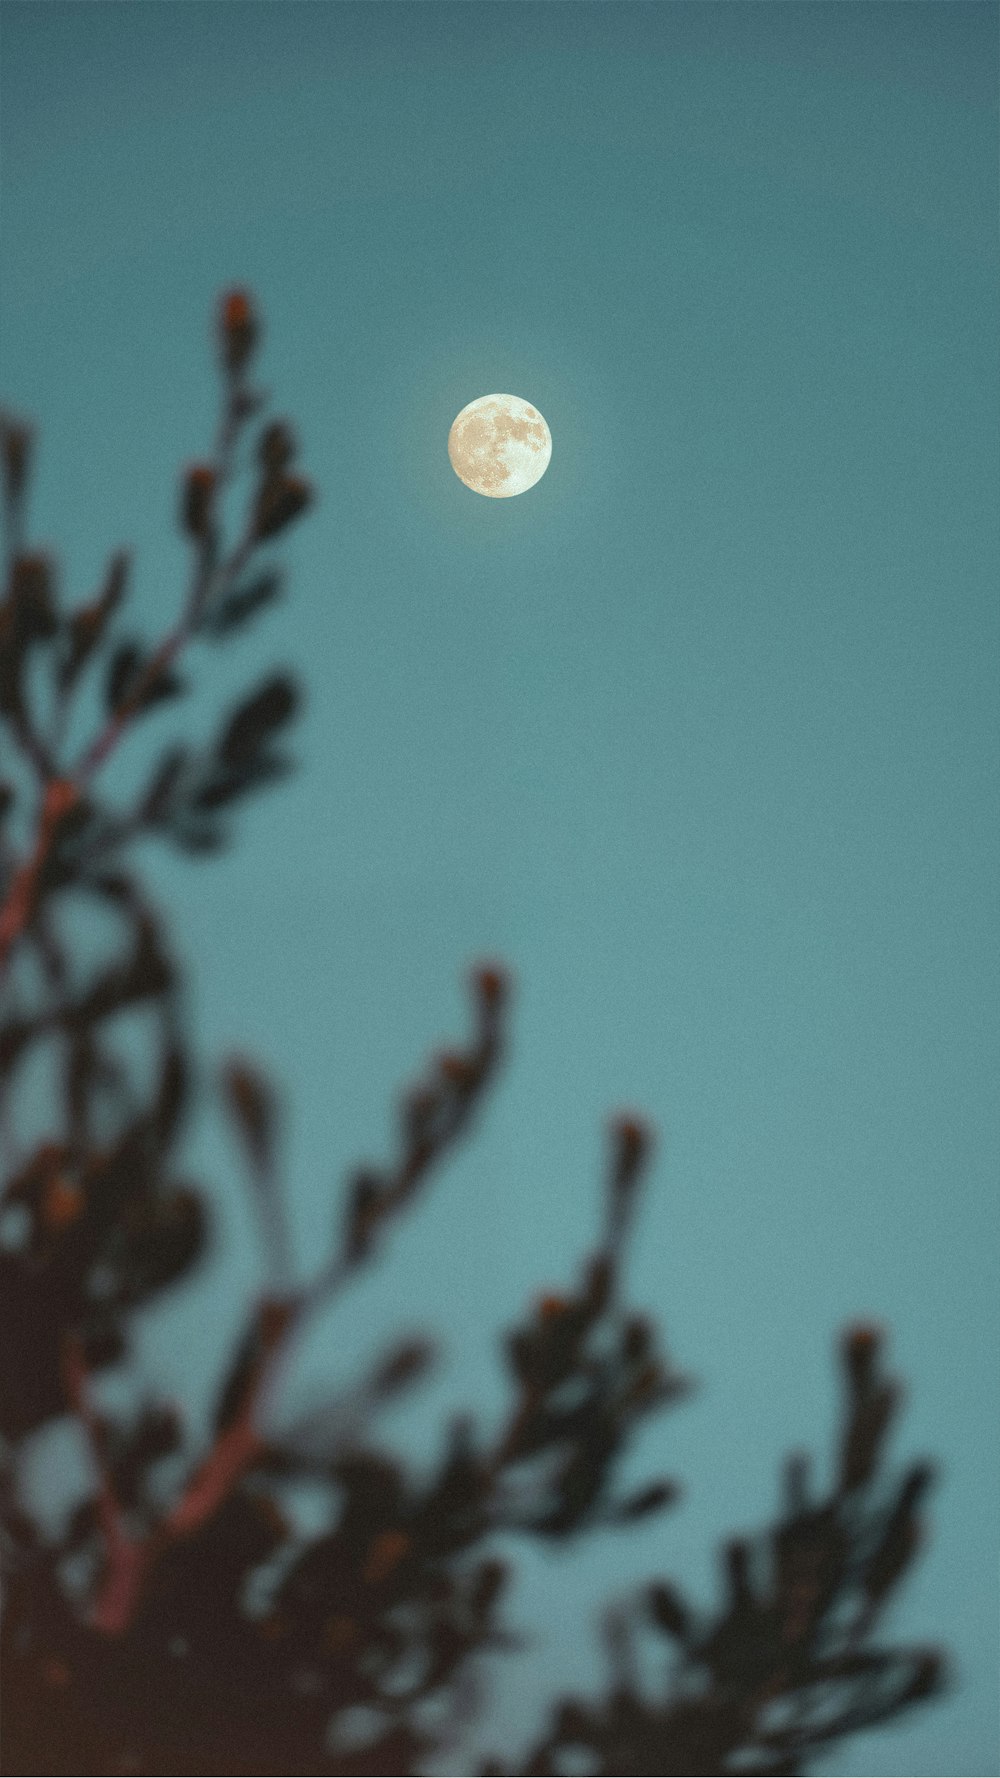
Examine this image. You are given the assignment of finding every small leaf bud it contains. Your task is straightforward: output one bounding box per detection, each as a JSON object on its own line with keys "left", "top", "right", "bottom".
{"left": 181, "top": 464, "right": 217, "bottom": 539}
{"left": 218, "top": 287, "right": 259, "bottom": 376}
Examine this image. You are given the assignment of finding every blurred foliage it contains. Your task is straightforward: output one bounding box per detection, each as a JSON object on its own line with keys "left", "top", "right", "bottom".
{"left": 0, "top": 293, "right": 946, "bottom": 1775}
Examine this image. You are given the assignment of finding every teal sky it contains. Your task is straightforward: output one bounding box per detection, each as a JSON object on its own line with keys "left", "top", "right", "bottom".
{"left": 2, "top": 4, "right": 997, "bottom": 1773}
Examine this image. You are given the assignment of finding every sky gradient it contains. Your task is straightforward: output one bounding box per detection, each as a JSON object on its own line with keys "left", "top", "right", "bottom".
{"left": 2, "top": 4, "right": 998, "bottom": 1773}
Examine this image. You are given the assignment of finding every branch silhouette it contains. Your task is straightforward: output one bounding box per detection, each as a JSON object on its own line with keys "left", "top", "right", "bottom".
{"left": 0, "top": 293, "right": 946, "bottom": 1776}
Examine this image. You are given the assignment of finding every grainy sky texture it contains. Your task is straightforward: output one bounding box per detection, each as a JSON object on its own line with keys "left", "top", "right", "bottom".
{"left": 2, "top": 4, "right": 998, "bottom": 1773}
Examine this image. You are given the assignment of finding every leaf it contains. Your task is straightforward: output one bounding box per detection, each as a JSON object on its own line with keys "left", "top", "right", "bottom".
{"left": 105, "top": 639, "right": 184, "bottom": 717}
{"left": 80, "top": 915, "right": 173, "bottom": 1022}
{"left": 180, "top": 464, "right": 217, "bottom": 540}
{"left": 0, "top": 558, "right": 57, "bottom": 723}
{"left": 232, "top": 386, "right": 266, "bottom": 422}
{"left": 839, "top": 1380, "right": 899, "bottom": 1493}
{"left": 120, "top": 1186, "right": 206, "bottom": 1304}
{"left": 648, "top": 1581, "right": 692, "bottom": 1642}
{"left": 9, "top": 554, "right": 57, "bottom": 643}
{"left": 58, "top": 551, "right": 129, "bottom": 693}
{"left": 39, "top": 794, "right": 99, "bottom": 885}
{"left": 212, "top": 1315, "right": 268, "bottom": 1435}
{"left": 470, "top": 1556, "right": 508, "bottom": 1619}
{"left": 0, "top": 409, "right": 33, "bottom": 504}
{"left": 370, "top": 1337, "right": 436, "bottom": 1399}
{"left": 84, "top": 870, "right": 134, "bottom": 906}
{"left": 221, "top": 1057, "right": 276, "bottom": 1181}
{"left": 122, "top": 1402, "right": 183, "bottom": 1473}
{"left": 219, "top": 286, "right": 258, "bottom": 376}
{"left": 63, "top": 1498, "right": 100, "bottom": 1552}
{"left": 343, "top": 1170, "right": 384, "bottom": 1262}
{"left": 611, "top": 1479, "right": 682, "bottom": 1523}
{"left": 139, "top": 745, "right": 190, "bottom": 826}
{"left": 105, "top": 640, "right": 143, "bottom": 713}
{"left": 200, "top": 569, "right": 284, "bottom": 639}
{"left": 191, "top": 759, "right": 290, "bottom": 813}
{"left": 153, "top": 1042, "right": 189, "bottom": 1153}
{"left": 257, "top": 420, "right": 296, "bottom": 475}
{"left": 218, "top": 672, "right": 298, "bottom": 766}
{"left": 138, "top": 663, "right": 185, "bottom": 710}
{"left": 252, "top": 472, "right": 312, "bottom": 542}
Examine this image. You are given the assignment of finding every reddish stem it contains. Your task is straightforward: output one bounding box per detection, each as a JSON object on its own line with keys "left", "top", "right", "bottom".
{"left": 60, "top": 986, "right": 505, "bottom": 1635}
{"left": 65, "top": 1297, "right": 295, "bottom": 1635}
{"left": 162, "top": 1418, "right": 266, "bottom": 1539}
{"left": 62, "top": 1335, "right": 149, "bottom": 1633}
{"left": 0, "top": 778, "right": 78, "bottom": 975}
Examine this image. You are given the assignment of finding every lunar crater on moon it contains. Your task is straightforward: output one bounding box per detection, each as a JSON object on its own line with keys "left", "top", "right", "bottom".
{"left": 448, "top": 393, "right": 552, "bottom": 497}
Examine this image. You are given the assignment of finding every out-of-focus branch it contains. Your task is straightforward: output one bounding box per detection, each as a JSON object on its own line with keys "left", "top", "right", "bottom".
{"left": 0, "top": 410, "right": 32, "bottom": 579}
{"left": 61, "top": 1335, "right": 150, "bottom": 1636}
{"left": 510, "top": 1323, "right": 946, "bottom": 1777}
{"left": 0, "top": 290, "right": 311, "bottom": 985}
{"left": 75, "top": 963, "right": 509, "bottom": 1638}
{"left": 0, "top": 777, "right": 78, "bottom": 974}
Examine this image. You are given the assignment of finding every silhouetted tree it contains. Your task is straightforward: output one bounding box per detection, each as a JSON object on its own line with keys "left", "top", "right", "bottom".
{"left": 0, "top": 292, "right": 947, "bottom": 1776}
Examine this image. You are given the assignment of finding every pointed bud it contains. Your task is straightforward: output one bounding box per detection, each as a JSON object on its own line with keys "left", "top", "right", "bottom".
{"left": 842, "top": 1321, "right": 884, "bottom": 1394}
{"left": 613, "top": 1114, "right": 650, "bottom": 1165}
{"left": 783, "top": 1450, "right": 811, "bottom": 1517}
{"left": 839, "top": 1379, "right": 900, "bottom": 1492}
{"left": 252, "top": 472, "right": 313, "bottom": 542}
{"left": 648, "top": 1580, "right": 691, "bottom": 1642}
{"left": 614, "top": 1479, "right": 680, "bottom": 1521}
{"left": 582, "top": 1251, "right": 614, "bottom": 1314}
{"left": 437, "top": 1049, "right": 474, "bottom": 1090}
{"left": 724, "top": 1538, "right": 753, "bottom": 1607}
{"left": 181, "top": 464, "right": 217, "bottom": 539}
{"left": 606, "top": 1112, "right": 653, "bottom": 1243}
{"left": 218, "top": 287, "right": 259, "bottom": 376}
{"left": 221, "top": 1056, "right": 277, "bottom": 1182}
{"left": 10, "top": 553, "right": 57, "bottom": 640}
{"left": 472, "top": 961, "right": 508, "bottom": 1009}
{"left": 623, "top": 1313, "right": 654, "bottom": 1363}
{"left": 344, "top": 1170, "right": 383, "bottom": 1262}
{"left": 257, "top": 420, "right": 296, "bottom": 475}
{"left": 610, "top": 1113, "right": 653, "bottom": 1195}
{"left": 1, "top": 411, "right": 33, "bottom": 504}
{"left": 909, "top": 1650, "right": 945, "bottom": 1701}
{"left": 471, "top": 1557, "right": 508, "bottom": 1617}
{"left": 401, "top": 1083, "right": 437, "bottom": 1146}
{"left": 538, "top": 1292, "right": 569, "bottom": 1321}
{"left": 372, "top": 1337, "right": 436, "bottom": 1397}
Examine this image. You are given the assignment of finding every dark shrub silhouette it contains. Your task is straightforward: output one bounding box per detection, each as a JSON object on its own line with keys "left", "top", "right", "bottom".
{"left": 0, "top": 292, "right": 946, "bottom": 1776}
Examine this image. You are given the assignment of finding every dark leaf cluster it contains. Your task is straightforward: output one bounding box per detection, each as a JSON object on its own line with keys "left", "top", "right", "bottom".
{"left": 0, "top": 297, "right": 946, "bottom": 1777}
{"left": 514, "top": 1325, "right": 942, "bottom": 1777}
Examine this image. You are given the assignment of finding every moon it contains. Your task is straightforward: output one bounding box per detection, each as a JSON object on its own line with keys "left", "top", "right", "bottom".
{"left": 448, "top": 393, "right": 551, "bottom": 498}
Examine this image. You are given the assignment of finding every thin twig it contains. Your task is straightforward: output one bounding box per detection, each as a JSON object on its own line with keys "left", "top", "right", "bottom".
{"left": 0, "top": 377, "right": 256, "bottom": 981}
{"left": 61, "top": 1334, "right": 150, "bottom": 1635}
{"left": 0, "top": 777, "right": 78, "bottom": 975}
{"left": 74, "top": 529, "right": 254, "bottom": 788}
{"left": 75, "top": 973, "right": 508, "bottom": 1636}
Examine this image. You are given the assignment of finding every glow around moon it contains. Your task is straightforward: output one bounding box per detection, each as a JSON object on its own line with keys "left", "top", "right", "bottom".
{"left": 448, "top": 393, "right": 551, "bottom": 498}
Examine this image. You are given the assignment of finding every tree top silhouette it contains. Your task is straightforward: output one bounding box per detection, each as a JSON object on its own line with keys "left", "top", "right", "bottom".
{"left": 0, "top": 290, "right": 946, "bottom": 1776}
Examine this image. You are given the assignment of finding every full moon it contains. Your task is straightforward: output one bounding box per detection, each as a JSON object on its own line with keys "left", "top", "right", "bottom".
{"left": 448, "top": 393, "right": 552, "bottom": 498}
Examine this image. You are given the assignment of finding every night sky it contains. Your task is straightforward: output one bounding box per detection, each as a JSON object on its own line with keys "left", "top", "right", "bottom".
{"left": 2, "top": 5, "right": 997, "bottom": 1773}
